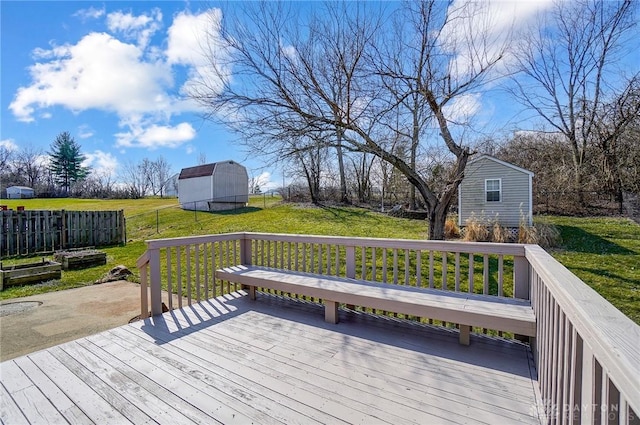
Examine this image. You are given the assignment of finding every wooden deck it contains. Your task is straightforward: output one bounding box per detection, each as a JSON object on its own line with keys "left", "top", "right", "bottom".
{"left": 1, "top": 291, "right": 543, "bottom": 424}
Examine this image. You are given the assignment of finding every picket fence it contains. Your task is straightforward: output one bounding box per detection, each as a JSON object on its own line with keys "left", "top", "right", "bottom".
{"left": 0, "top": 210, "right": 125, "bottom": 257}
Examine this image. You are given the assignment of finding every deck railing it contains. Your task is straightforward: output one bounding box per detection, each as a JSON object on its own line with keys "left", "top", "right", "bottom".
{"left": 137, "top": 232, "right": 639, "bottom": 424}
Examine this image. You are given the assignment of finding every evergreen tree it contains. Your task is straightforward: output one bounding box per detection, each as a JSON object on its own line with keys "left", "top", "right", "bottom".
{"left": 49, "top": 131, "right": 90, "bottom": 194}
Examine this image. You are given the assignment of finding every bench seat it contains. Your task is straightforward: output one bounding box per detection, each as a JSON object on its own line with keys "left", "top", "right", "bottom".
{"left": 216, "top": 265, "right": 536, "bottom": 345}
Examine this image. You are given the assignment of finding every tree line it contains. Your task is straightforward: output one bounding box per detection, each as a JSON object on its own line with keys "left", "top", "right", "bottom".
{"left": 0, "top": 132, "right": 176, "bottom": 199}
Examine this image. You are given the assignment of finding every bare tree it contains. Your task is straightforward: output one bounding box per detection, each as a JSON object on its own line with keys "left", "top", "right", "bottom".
{"left": 189, "top": 1, "right": 507, "bottom": 239}
{"left": 151, "top": 156, "right": 172, "bottom": 197}
{"left": 120, "top": 159, "right": 151, "bottom": 198}
{"left": 592, "top": 76, "right": 640, "bottom": 210}
{"left": 510, "top": 0, "right": 637, "bottom": 205}
{"left": 14, "top": 145, "right": 45, "bottom": 190}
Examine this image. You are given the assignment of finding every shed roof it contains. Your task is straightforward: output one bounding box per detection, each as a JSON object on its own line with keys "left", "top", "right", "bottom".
{"left": 178, "top": 160, "right": 243, "bottom": 180}
{"left": 468, "top": 155, "right": 534, "bottom": 177}
{"left": 6, "top": 186, "right": 34, "bottom": 191}
{"left": 178, "top": 163, "right": 216, "bottom": 180}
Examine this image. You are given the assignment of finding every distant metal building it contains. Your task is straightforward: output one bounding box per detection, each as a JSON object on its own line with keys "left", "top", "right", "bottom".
{"left": 6, "top": 186, "right": 35, "bottom": 199}
{"left": 178, "top": 161, "right": 249, "bottom": 211}
{"left": 458, "top": 155, "right": 534, "bottom": 227}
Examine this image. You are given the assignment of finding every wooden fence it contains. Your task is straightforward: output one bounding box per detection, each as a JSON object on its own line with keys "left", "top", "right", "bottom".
{"left": 0, "top": 210, "right": 125, "bottom": 257}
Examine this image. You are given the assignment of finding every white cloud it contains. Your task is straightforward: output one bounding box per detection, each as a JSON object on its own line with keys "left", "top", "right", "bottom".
{"left": 166, "top": 9, "right": 230, "bottom": 98}
{"left": 107, "top": 8, "right": 162, "bottom": 48}
{"left": 0, "top": 139, "right": 19, "bottom": 151}
{"left": 10, "top": 32, "right": 172, "bottom": 123}
{"left": 115, "top": 121, "right": 196, "bottom": 149}
{"left": 83, "top": 150, "right": 119, "bottom": 177}
{"left": 74, "top": 6, "right": 105, "bottom": 21}
{"left": 443, "top": 93, "right": 482, "bottom": 123}
{"left": 8, "top": 7, "right": 230, "bottom": 152}
{"left": 78, "top": 124, "right": 94, "bottom": 139}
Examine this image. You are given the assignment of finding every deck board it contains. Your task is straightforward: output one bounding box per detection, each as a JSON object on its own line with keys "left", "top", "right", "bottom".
{"left": 1, "top": 291, "right": 542, "bottom": 425}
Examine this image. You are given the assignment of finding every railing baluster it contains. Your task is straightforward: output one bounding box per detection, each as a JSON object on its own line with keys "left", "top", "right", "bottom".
{"left": 483, "top": 254, "right": 489, "bottom": 295}
{"left": 441, "top": 251, "right": 447, "bottom": 290}
{"left": 212, "top": 242, "right": 217, "bottom": 298}
{"left": 371, "top": 247, "right": 376, "bottom": 281}
{"left": 302, "top": 243, "right": 307, "bottom": 272}
{"left": 416, "top": 250, "right": 422, "bottom": 287}
{"left": 393, "top": 249, "right": 398, "bottom": 285}
{"left": 310, "top": 243, "right": 315, "bottom": 273}
{"left": 185, "top": 245, "right": 192, "bottom": 305}
{"left": 468, "top": 253, "right": 474, "bottom": 293}
{"left": 195, "top": 244, "right": 201, "bottom": 303}
{"left": 334, "top": 245, "right": 340, "bottom": 277}
{"left": 203, "top": 243, "right": 208, "bottom": 300}
{"left": 360, "top": 246, "right": 366, "bottom": 280}
{"left": 454, "top": 252, "right": 460, "bottom": 292}
{"left": 166, "top": 248, "right": 173, "bottom": 310}
{"left": 429, "top": 251, "right": 434, "bottom": 288}
{"left": 382, "top": 249, "right": 387, "bottom": 283}
{"left": 176, "top": 247, "right": 182, "bottom": 308}
{"left": 497, "top": 255, "right": 503, "bottom": 296}
{"left": 404, "top": 249, "right": 410, "bottom": 285}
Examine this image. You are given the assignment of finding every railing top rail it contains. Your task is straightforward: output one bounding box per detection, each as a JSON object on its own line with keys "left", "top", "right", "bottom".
{"left": 144, "top": 232, "right": 527, "bottom": 256}
{"left": 525, "top": 245, "right": 640, "bottom": 411}
{"left": 144, "top": 232, "right": 246, "bottom": 249}
{"left": 136, "top": 252, "right": 150, "bottom": 268}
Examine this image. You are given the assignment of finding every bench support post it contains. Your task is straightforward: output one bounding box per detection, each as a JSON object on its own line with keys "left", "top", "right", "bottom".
{"left": 248, "top": 285, "right": 257, "bottom": 300}
{"left": 325, "top": 300, "right": 339, "bottom": 324}
{"left": 459, "top": 325, "right": 471, "bottom": 346}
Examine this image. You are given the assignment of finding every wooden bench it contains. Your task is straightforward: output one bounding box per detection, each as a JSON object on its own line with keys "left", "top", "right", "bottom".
{"left": 216, "top": 265, "right": 536, "bottom": 345}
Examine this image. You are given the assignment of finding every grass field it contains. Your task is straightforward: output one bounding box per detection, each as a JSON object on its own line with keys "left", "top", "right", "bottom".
{"left": 1, "top": 197, "right": 638, "bottom": 324}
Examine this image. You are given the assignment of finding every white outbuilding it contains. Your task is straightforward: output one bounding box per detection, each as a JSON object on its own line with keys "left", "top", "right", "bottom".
{"left": 178, "top": 161, "right": 249, "bottom": 211}
{"left": 458, "top": 155, "right": 534, "bottom": 228}
{"left": 6, "top": 186, "right": 35, "bottom": 199}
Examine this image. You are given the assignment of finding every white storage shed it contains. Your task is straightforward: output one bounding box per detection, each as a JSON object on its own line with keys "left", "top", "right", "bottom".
{"left": 178, "top": 161, "right": 249, "bottom": 211}
{"left": 458, "top": 155, "right": 534, "bottom": 227}
{"left": 6, "top": 186, "right": 35, "bottom": 199}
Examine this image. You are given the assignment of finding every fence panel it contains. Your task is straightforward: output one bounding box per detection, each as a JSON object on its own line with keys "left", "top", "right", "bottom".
{"left": 1, "top": 210, "right": 125, "bottom": 257}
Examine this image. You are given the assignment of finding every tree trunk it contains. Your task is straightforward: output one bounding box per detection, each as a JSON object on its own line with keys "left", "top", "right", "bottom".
{"left": 336, "top": 129, "right": 349, "bottom": 204}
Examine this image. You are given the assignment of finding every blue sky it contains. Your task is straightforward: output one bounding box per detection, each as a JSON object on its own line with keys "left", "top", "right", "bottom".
{"left": 1, "top": 1, "right": 280, "bottom": 187}
{"left": 1, "top": 1, "right": 637, "bottom": 191}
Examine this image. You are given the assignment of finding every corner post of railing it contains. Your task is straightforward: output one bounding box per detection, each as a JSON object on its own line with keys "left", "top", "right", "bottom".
{"left": 513, "top": 253, "right": 530, "bottom": 300}
{"left": 346, "top": 245, "right": 356, "bottom": 279}
{"left": 240, "top": 234, "right": 253, "bottom": 266}
{"left": 148, "top": 246, "right": 163, "bottom": 316}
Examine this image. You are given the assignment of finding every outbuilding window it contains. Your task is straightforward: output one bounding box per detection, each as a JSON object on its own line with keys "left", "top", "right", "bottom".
{"left": 485, "top": 179, "right": 501, "bottom": 202}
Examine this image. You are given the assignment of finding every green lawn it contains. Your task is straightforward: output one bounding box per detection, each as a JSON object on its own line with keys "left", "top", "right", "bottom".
{"left": 542, "top": 216, "right": 640, "bottom": 324}
{"left": 1, "top": 198, "right": 638, "bottom": 324}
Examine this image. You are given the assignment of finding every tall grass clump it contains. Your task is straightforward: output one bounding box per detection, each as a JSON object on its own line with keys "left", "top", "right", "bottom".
{"left": 519, "top": 215, "right": 562, "bottom": 248}
{"left": 464, "top": 213, "right": 489, "bottom": 242}
{"left": 491, "top": 218, "right": 510, "bottom": 243}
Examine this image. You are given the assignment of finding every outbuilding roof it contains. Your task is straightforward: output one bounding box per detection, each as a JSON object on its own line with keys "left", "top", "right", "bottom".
{"left": 468, "top": 155, "right": 534, "bottom": 176}
{"left": 178, "top": 160, "right": 242, "bottom": 180}
{"left": 6, "top": 186, "right": 34, "bottom": 191}
{"left": 178, "top": 163, "right": 217, "bottom": 180}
